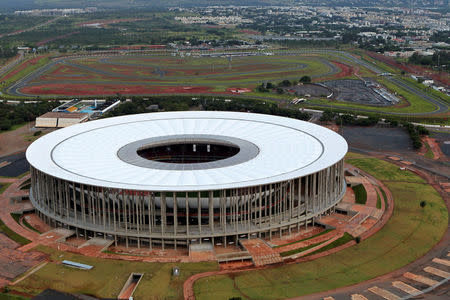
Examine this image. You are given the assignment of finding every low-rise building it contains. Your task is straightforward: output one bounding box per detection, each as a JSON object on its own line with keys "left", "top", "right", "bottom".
{"left": 35, "top": 112, "right": 89, "bottom": 128}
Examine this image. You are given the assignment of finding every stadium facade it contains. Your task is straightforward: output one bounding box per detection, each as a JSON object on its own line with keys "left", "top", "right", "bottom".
{"left": 26, "top": 111, "right": 348, "bottom": 248}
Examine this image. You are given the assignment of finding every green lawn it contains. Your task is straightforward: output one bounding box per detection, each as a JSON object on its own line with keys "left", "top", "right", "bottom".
{"left": 1, "top": 56, "right": 50, "bottom": 87}
{"left": 376, "top": 191, "right": 382, "bottom": 209}
{"left": 0, "top": 293, "right": 28, "bottom": 300}
{"left": 353, "top": 184, "right": 367, "bottom": 205}
{"left": 10, "top": 246, "right": 218, "bottom": 299}
{"left": 194, "top": 156, "right": 447, "bottom": 300}
{"left": 424, "top": 142, "right": 434, "bottom": 159}
{"left": 0, "top": 218, "right": 30, "bottom": 245}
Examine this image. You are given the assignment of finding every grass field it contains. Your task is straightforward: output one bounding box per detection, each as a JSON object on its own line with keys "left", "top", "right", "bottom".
{"left": 353, "top": 184, "right": 367, "bottom": 205}
{"left": 193, "top": 155, "right": 447, "bottom": 299}
{"left": 3, "top": 50, "right": 448, "bottom": 119}
{"left": 10, "top": 246, "right": 218, "bottom": 299}
{"left": 13, "top": 54, "right": 340, "bottom": 97}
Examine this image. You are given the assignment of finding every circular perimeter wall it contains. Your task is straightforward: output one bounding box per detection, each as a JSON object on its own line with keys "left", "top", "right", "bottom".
{"left": 27, "top": 111, "right": 348, "bottom": 249}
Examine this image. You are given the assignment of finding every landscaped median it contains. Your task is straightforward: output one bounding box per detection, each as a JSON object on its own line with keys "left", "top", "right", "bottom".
{"left": 193, "top": 154, "right": 448, "bottom": 300}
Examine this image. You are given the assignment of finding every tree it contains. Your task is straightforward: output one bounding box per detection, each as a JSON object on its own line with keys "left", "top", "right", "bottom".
{"left": 320, "top": 110, "right": 335, "bottom": 122}
{"left": 299, "top": 76, "right": 311, "bottom": 83}
{"left": 279, "top": 79, "right": 292, "bottom": 87}
{"left": 0, "top": 120, "right": 11, "bottom": 131}
{"left": 276, "top": 87, "right": 284, "bottom": 94}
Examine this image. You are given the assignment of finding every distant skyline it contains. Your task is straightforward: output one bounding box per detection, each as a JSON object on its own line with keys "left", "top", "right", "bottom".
{"left": 1, "top": 0, "right": 448, "bottom": 12}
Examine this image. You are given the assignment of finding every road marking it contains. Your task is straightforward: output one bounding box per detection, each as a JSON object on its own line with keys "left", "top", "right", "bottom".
{"left": 351, "top": 294, "right": 368, "bottom": 300}
{"left": 403, "top": 272, "right": 438, "bottom": 286}
{"left": 432, "top": 258, "right": 450, "bottom": 267}
{"left": 424, "top": 266, "right": 450, "bottom": 279}
{"left": 392, "top": 281, "right": 420, "bottom": 295}
{"left": 368, "top": 286, "right": 401, "bottom": 300}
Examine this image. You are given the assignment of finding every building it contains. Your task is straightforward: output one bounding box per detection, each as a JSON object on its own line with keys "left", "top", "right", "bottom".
{"left": 35, "top": 112, "right": 89, "bottom": 128}
{"left": 26, "top": 111, "right": 348, "bottom": 249}
{"left": 52, "top": 99, "right": 120, "bottom": 116}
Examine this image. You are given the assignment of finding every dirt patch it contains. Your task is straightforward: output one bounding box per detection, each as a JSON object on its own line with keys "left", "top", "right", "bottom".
{"left": 19, "top": 84, "right": 214, "bottom": 96}
{"left": 0, "top": 123, "right": 35, "bottom": 157}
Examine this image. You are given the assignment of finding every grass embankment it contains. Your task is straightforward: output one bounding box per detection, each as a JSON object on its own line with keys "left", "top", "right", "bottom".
{"left": 353, "top": 184, "right": 367, "bottom": 205}
{"left": 0, "top": 218, "right": 30, "bottom": 245}
{"left": 402, "top": 77, "right": 450, "bottom": 105}
{"left": 274, "top": 229, "right": 333, "bottom": 248}
{"left": 0, "top": 293, "right": 28, "bottom": 300}
{"left": 280, "top": 241, "right": 323, "bottom": 257}
{"left": 0, "top": 183, "right": 11, "bottom": 194}
{"left": 0, "top": 185, "right": 31, "bottom": 244}
{"left": 10, "top": 245, "right": 218, "bottom": 299}
{"left": 194, "top": 155, "right": 447, "bottom": 300}
{"left": 1, "top": 55, "right": 50, "bottom": 87}
{"left": 11, "top": 213, "right": 41, "bottom": 234}
{"left": 424, "top": 141, "right": 435, "bottom": 159}
{"left": 376, "top": 192, "right": 382, "bottom": 209}
{"left": 306, "top": 233, "right": 355, "bottom": 257}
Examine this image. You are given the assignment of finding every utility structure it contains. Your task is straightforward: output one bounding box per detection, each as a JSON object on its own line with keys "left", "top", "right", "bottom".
{"left": 27, "top": 111, "right": 348, "bottom": 249}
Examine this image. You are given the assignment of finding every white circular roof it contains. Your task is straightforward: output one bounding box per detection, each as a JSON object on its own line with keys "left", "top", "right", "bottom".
{"left": 26, "top": 111, "right": 347, "bottom": 191}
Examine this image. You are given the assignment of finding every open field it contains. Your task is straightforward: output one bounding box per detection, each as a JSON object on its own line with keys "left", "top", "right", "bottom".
{"left": 2, "top": 50, "right": 448, "bottom": 118}
{"left": 193, "top": 155, "right": 447, "bottom": 299}
{"left": 8, "top": 54, "right": 340, "bottom": 96}
{"left": 10, "top": 245, "right": 218, "bottom": 299}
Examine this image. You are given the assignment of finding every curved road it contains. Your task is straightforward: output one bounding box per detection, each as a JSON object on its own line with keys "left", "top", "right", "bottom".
{"left": 5, "top": 50, "right": 449, "bottom": 116}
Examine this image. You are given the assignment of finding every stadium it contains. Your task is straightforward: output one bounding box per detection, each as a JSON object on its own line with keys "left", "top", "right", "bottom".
{"left": 26, "top": 111, "right": 348, "bottom": 249}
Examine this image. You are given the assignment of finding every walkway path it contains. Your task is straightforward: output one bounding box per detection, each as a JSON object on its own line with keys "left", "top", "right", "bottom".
{"left": 240, "top": 239, "right": 282, "bottom": 266}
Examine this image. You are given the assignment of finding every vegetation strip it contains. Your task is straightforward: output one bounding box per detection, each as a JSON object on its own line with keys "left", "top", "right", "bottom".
{"left": 353, "top": 184, "right": 367, "bottom": 205}
{"left": 305, "top": 233, "right": 355, "bottom": 257}
{"left": 280, "top": 241, "right": 325, "bottom": 257}
{"left": 274, "top": 229, "right": 333, "bottom": 248}
{"left": 11, "top": 213, "right": 41, "bottom": 234}
{"left": 0, "top": 218, "right": 31, "bottom": 245}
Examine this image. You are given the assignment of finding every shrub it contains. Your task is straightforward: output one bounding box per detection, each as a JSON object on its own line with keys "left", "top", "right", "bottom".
{"left": 416, "top": 125, "right": 429, "bottom": 135}
{"left": 320, "top": 110, "right": 335, "bottom": 122}
{"left": 355, "top": 236, "right": 361, "bottom": 244}
{"left": 420, "top": 200, "right": 427, "bottom": 208}
{"left": 279, "top": 79, "right": 292, "bottom": 87}
{"left": 387, "top": 119, "right": 398, "bottom": 127}
{"left": 33, "top": 130, "right": 42, "bottom": 136}
{"left": 300, "top": 75, "right": 311, "bottom": 83}
{"left": 353, "top": 184, "right": 367, "bottom": 205}
{"left": 0, "top": 120, "right": 11, "bottom": 131}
